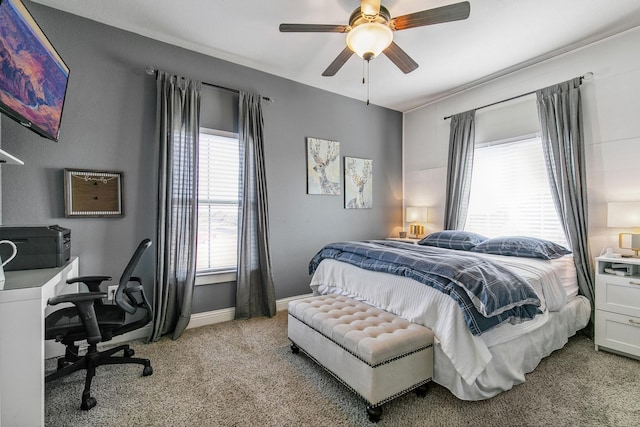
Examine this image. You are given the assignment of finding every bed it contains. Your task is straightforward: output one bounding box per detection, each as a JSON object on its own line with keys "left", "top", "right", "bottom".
{"left": 308, "top": 235, "right": 591, "bottom": 401}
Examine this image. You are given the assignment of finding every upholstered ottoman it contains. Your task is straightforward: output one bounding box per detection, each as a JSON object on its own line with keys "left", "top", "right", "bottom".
{"left": 288, "top": 294, "right": 433, "bottom": 422}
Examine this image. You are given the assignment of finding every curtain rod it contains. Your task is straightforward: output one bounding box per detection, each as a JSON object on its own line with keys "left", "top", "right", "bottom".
{"left": 443, "top": 72, "right": 592, "bottom": 120}
{"left": 146, "top": 67, "right": 274, "bottom": 103}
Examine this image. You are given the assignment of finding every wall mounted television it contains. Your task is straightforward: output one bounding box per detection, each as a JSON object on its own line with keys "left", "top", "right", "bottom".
{"left": 0, "top": 0, "right": 69, "bottom": 142}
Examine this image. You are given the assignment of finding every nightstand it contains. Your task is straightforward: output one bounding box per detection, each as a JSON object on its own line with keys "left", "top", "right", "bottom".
{"left": 594, "top": 256, "right": 640, "bottom": 359}
{"left": 385, "top": 237, "right": 421, "bottom": 244}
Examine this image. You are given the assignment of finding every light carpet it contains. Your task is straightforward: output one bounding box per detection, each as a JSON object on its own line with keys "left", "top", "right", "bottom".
{"left": 45, "top": 310, "right": 640, "bottom": 426}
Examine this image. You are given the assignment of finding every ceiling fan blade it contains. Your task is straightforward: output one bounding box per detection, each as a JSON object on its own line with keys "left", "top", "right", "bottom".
{"left": 383, "top": 42, "right": 418, "bottom": 74}
{"left": 390, "top": 1, "right": 470, "bottom": 31}
{"left": 279, "top": 23, "right": 349, "bottom": 33}
{"left": 322, "top": 47, "right": 354, "bottom": 76}
{"left": 361, "top": 0, "right": 381, "bottom": 17}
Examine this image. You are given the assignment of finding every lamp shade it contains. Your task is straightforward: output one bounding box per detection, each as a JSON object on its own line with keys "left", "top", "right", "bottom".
{"left": 346, "top": 22, "right": 393, "bottom": 59}
{"left": 406, "top": 207, "right": 428, "bottom": 223}
{"left": 607, "top": 202, "right": 640, "bottom": 227}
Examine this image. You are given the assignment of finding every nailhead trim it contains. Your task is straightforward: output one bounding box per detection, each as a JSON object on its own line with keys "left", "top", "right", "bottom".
{"left": 290, "top": 339, "right": 432, "bottom": 408}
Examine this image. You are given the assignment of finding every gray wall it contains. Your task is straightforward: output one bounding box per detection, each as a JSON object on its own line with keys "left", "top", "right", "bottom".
{"left": 1, "top": 2, "right": 403, "bottom": 313}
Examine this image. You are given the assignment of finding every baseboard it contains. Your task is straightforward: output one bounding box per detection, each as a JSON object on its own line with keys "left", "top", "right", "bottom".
{"left": 187, "top": 307, "right": 236, "bottom": 329}
{"left": 275, "top": 293, "right": 314, "bottom": 311}
{"left": 186, "top": 293, "right": 314, "bottom": 330}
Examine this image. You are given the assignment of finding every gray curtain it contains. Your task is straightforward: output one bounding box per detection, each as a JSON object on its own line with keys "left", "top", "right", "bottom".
{"left": 151, "top": 71, "right": 201, "bottom": 341}
{"left": 444, "top": 110, "right": 476, "bottom": 230}
{"left": 235, "top": 92, "right": 276, "bottom": 319}
{"left": 536, "top": 77, "right": 594, "bottom": 310}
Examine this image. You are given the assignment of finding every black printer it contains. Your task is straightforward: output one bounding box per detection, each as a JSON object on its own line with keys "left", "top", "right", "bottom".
{"left": 0, "top": 225, "right": 71, "bottom": 271}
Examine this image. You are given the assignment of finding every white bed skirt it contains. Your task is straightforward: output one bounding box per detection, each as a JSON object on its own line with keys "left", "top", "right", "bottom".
{"left": 434, "top": 295, "right": 590, "bottom": 400}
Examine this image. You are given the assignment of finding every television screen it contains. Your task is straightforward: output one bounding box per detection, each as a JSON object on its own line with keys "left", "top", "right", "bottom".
{"left": 0, "top": 0, "right": 69, "bottom": 142}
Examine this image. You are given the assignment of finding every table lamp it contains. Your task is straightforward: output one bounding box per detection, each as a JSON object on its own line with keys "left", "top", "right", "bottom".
{"left": 607, "top": 202, "right": 640, "bottom": 256}
{"left": 406, "top": 207, "right": 428, "bottom": 239}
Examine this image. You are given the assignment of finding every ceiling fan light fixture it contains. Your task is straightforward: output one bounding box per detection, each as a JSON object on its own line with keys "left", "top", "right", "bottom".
{"left": 346, "top": 22, "right": 393, "bottom": 60}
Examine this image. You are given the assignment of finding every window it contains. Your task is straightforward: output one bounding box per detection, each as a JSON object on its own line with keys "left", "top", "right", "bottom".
{"left": 197, "top": 129, "right": 240, "bottom": 276}
{"left": 464, "top": 135, "right": 569, "bottom": 247}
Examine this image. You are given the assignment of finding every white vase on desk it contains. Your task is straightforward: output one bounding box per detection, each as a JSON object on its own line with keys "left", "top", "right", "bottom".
{"left": 0, "top": 240, "right": 18, "bottom": 288}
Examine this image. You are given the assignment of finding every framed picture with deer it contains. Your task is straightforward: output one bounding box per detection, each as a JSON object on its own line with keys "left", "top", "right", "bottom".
{"left": 306, "top": 137, "right": 341, "bottom": 195}
{"left": 344, "top": 157, "right": 373, "bottom": 209}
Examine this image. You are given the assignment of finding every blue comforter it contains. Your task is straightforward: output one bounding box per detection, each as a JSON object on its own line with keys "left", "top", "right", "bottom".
{"left": 309, "top": 240, "right": 542, "bottom": 335}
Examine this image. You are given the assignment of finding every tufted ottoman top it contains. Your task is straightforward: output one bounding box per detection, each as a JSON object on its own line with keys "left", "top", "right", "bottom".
{"left": 288, "top": 294, "right": 433, "bottom": 366}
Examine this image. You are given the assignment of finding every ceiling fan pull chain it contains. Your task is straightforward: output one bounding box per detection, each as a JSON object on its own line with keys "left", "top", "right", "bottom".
{"left": 361, "top": 58, "right": 370, "bottom": 105}
{"left": 366, "top": 60, "right": 370, "bottom": 106}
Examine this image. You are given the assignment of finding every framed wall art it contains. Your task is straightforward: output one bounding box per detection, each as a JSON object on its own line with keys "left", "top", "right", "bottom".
{"left": 306, "top": 137, "right": 340, "bottom": 195}
{"left": 64, "top": 169, "right": 124, "bottom": 217}
{"left": 344, "top": 157, "right": 373, "bottom": 209}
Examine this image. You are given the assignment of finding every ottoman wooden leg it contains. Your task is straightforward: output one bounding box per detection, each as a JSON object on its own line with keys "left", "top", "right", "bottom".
{"left": 415, "top": 383, "right": 429, "bottom": 397}
{"left": 366, "top": 405, "right": 382, "bottom": 423}
{"left": 290, "top": 342, "right": 300, "bottom": 354}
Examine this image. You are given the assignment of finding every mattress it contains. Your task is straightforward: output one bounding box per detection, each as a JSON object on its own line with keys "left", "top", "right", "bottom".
{"left": 310, "top": 256, "right": 590, "bottom": 400}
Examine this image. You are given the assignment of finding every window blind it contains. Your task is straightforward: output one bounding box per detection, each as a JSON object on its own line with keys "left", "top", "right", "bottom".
{"left": 465, "top": 136, "right": 569, "bottom": 247}
{"left": 197, "top": 131, "right": 240, "bottom": 272}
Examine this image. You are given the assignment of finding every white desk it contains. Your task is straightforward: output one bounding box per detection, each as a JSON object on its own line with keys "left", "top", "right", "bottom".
{"left": 0, "top": 258, "right": 79, "bottom": 427}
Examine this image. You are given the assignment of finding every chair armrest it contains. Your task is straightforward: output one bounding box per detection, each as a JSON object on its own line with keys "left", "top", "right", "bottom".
{"left": 67, "top": 275, "right": 112, "bottom": 284}
{"left": 47, "top": 292, "right": 106, "bottom": 345}
{"left": 116, "top": 277, "right": 149, "bottom": 315}
{"left": 48, "top": 292, "right": 106, "bottom": 306}
{"left": 125, "top": 283, "right": 143, "bottom": 292}
{"left": 122, "top": 285, "right": 144, "bottom": 308}
{"left": 67, "top": 276, "right": 113, "bottom": 293}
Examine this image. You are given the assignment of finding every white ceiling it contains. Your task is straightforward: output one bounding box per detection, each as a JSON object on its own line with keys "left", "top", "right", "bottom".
{"left": 31, "top": 0, "right": 640, "bottom": 112}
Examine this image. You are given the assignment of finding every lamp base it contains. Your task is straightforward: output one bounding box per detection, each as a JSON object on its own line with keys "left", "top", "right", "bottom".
{"left": 409, "top": 224, "right": 424, "bottom": 239}
{"left": 618, "top": 232, "right": 640, "bottom": 257}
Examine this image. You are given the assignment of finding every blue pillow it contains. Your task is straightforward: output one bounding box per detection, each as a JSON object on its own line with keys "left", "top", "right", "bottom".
{"left": 470, "top": 236, "right": 572, "bottom": 259}
{"left": 418, "top": 230, "right": 488, "bottom": 251}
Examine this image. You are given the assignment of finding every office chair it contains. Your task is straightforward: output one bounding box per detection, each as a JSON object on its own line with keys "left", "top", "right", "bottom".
{"left": 45, "top": 239, "right": 154, "bottom": 410}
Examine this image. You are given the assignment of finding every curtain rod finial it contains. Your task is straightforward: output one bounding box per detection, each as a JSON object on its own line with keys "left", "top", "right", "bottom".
{"left": 583, "top": 72, "right": 594, "bottom": 81}
{"left": 145, "top": 66, "right": 156, "bottom": 75}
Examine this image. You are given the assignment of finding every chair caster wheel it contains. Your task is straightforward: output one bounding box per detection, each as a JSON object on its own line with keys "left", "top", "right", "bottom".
{"left": 57, "top": 358, "right": 68, "bottom": 370}
{"left": 143, "top": 365, "right": 153, "bottom": 376}
{"left": 81, "top": 396, "right": 97, "bottom": 411}
{"left": 367, "top": 406, "right": 382, "bottom": 423}
{"left": 124, "top": 348, "right": 135, "bottom": 357}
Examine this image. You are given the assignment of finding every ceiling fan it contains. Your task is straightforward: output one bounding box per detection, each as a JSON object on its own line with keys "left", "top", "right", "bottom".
{"left": 280, "top": 0, "right": 471, "bottom": 76}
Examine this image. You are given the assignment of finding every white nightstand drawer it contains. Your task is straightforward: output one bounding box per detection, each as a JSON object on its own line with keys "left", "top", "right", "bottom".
{"left": 595, "top": 310, "right": 640, "bottom": 358}
{"left": 595, "top": 275, "right": 640, "bottom": 318}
